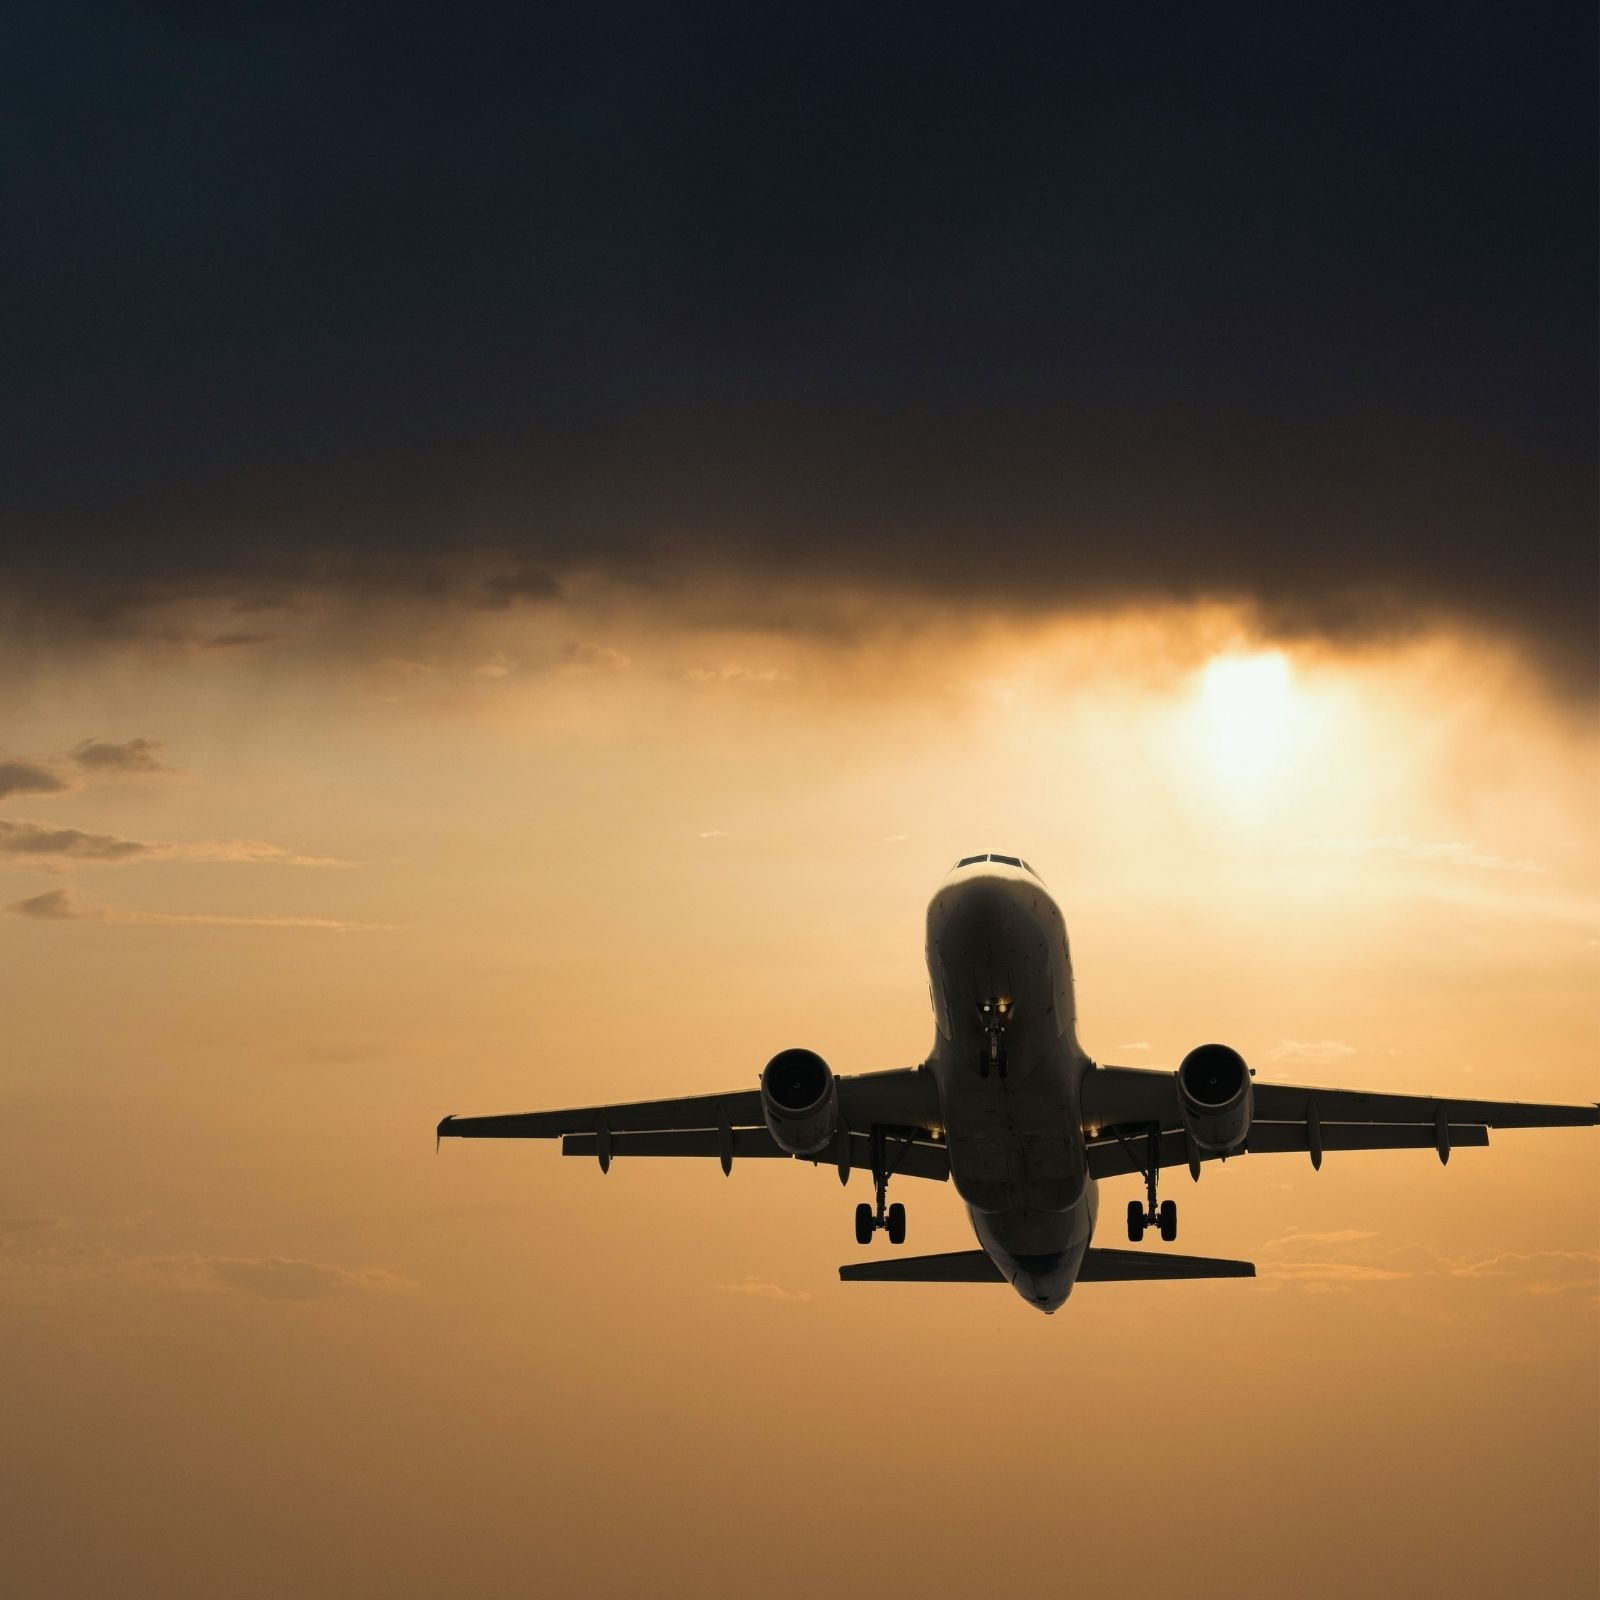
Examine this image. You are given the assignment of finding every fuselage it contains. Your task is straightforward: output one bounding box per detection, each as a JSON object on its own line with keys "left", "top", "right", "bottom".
{"left": 924, "top": 855, "right": 1096, "bottom": 1312}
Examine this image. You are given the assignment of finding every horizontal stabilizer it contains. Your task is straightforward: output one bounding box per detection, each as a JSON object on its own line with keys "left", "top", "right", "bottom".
{"left": 838, "top": 1247, "right": 1255, "bottom": 1283}
{"left": 1077, "top": 1247, "right": 1255, "bottom": 1280}
{"left": 840, "top": 1250, "right": 1003, "bottom": 1282}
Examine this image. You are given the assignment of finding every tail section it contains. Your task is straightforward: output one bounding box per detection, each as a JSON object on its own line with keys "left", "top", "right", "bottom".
{"left": 839, "top": 1247, "right": 1254, "bottom": 1283}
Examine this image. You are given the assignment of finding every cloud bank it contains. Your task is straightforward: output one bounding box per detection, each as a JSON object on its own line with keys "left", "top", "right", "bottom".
{"left": 1, "top": 8, "right": 1592, "bottom": 687}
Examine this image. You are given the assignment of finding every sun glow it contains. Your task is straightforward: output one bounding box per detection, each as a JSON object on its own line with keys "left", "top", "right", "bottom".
{"left": 1192, "top": 650, "right": 1297, "bottom": 801}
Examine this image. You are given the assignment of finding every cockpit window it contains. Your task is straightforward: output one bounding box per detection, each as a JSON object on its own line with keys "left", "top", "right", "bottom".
{"left": 952, "top": 852, "right": 1044, "bottom": 880}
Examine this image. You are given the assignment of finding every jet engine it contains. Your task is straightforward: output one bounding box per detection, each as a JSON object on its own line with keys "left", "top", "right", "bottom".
{"left": 1176, "top": 1043, "right": 1253, "bottom": 1152}
{"left": 760, "top": 1048, "right": 839, "bottom": 1155}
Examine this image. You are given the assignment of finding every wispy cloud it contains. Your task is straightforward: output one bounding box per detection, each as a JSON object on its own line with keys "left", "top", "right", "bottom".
{"left": 1289, "top": 835, "right": 1548, "bottom": 875}
{"left": 165, "top": 840, "right": 350, "bottom": 866}
{"left": 1445, "top": 1249, "right": 1600, "bottom": 1294}
{"left": 0, "top": 820, "right": 147, "bottom": 861}
{"left": 1262, "top": 1038, "right": 1357, "bottom": 1067}
{"left": 200, "top": 630, "right": 275, "bottom": 650}
{"left": 0, "top": 737, "right": 180, "bottom": 801}
{"left": 0, "top": 820, "right": 348, "bottom": 867}
{"left": 0, "top": 759, "right": 70, "bottom": 801}
{"left": 200, "top": 1256, "right": 413, "bottom": 1300}
{"left": 686, "top": 663, "right": 790, "bottom": 684}
{"left": 377, "top": 656, "right": 440, "bottom": 678}
{"left": 0, "top": 1223, "right": 412, "bottom": 1303}
{"left": 1257, "top": 1227, "right": 1413, "bottom": 1291}
{"left": 0, "top": 1214, "right": 68, "bottom": 1242}
{"left": 1254, "top": 1230, "right": 1600, "bottom": 1311}
{"left": 69, "top": 736, "right": 170, "bottom": 776}
{"left": 717, "top": 1277, "right": 811, "bottom": 1301}
{"left": 6, "top": 887, "right": 389, "bottom": 932}
{"left": 555, "top": 642, "right": 629, "bottom": 672}
{"left": 474, "top": 565, "right": 563, "bottom": 610}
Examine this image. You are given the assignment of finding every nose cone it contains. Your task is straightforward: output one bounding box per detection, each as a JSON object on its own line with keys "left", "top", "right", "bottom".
{"left": 931, "top": 867, "right": 1047, "bottom": 952}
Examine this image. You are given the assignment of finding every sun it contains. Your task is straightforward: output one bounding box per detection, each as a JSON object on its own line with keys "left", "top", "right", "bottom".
{"left": 1193, "top": 650, "right": 1295, "bottom": 794}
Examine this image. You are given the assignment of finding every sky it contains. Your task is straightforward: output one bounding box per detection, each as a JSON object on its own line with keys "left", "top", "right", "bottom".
{"left": 2, "top": 6, "right": 1597, "bottom": 1598}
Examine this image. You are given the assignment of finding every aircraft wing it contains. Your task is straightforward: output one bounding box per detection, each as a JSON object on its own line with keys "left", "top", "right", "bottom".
{"left": 437, "top": 1065, "right": 950, "bottom": 1182}
{"left": 1082, "top": 1063, "right": 1598, "bottom": 1179}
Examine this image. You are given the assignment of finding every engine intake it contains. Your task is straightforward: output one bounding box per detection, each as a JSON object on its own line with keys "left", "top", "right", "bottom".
{"left": 760, "top": 1048, "right": 839, "bottom": 1155}
{"left": 1177, "top": 1043, "right": 1253, "bottom": 1152}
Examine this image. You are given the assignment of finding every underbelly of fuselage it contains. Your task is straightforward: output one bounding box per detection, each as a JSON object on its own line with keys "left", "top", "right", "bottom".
{"left": 923, "top": 862, "right": 1098, "bottom": 1311}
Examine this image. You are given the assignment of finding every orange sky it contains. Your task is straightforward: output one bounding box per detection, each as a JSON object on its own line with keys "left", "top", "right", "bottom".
{"left": 2, "top": 602, "right": 1596, "bottom": 1598}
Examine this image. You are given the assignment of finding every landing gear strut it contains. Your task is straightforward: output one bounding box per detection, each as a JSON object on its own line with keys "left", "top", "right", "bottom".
{"left": 853, "top": 1126, "right": 911, "bottom": 1245}
{"left": 1117, "top": 1122, "right": 1178, "bottom": 1243}
{"left": 976, "top": 996, "right": 1011, "bottom": 1079}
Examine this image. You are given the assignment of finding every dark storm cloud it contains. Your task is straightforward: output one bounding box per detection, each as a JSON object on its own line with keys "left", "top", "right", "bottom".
{"left": 474, "top": 566, "right": 564, "bottom": 610}
{"left": 69, "top": 737, "right": 169, "bottom": 775}
{"left": 201, "top": 629, "right": 275, "bottom": 649}
{"left": 0, "top": 760, "right": 69, "bottom": 801}
{"left": 2, "top": 6, "right": 1593, "bottom": 681}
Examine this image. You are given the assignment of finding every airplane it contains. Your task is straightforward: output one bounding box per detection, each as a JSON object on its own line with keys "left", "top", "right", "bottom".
{"left": 437, "top": 853, "right": 1599, "bottom": 1313}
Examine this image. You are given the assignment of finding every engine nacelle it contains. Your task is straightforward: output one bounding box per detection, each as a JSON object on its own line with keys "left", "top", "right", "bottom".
{"left": 760, "top": 1048, "right": 839, "bottom": 1155}
{"left": 1176, "top": 1043, "right": 1253, "bottom": 1152}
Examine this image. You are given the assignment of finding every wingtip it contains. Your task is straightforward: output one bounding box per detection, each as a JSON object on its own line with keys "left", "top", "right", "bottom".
{"left": 436, "top": 1114, "right": 455, "bottom": 1152}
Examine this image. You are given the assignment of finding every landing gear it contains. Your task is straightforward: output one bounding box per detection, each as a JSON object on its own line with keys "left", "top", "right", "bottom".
{"left": 1116, "top": 1121, "right": 1178, "bottom": 1244}
{"left": 976, "top": 996, "right": 1011, "bottom": 1079}
{"left": 852, "top": 1127, "right": 912, "bottom": 1245}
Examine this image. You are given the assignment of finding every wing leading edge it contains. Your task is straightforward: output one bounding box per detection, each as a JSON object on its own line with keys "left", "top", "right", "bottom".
{"left": 436, "top": 1065, "right": 949, "bottom": 1179}
{"left": 1082, "top": 1064, "right": 1597, "bottom": 1177}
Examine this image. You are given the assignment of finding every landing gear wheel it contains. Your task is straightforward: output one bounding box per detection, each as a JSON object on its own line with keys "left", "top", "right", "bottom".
{"left": 1158, "top": 1199, "right": 1178, "bottom": 1242}
{"left": 1126, "top": 1199, "right": 1146, "bottom": 1242}
{"left": 854, "top": 1202, "right": 874, "bottom": 1245}
{"left": 886, "top": 1202, "right": 906, "bottom": 1246}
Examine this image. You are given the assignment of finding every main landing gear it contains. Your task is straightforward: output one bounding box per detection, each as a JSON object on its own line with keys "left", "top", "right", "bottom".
{"left": 853, "top": 1126, "right": 910, "bottom": 1246}
{"left": 1117, "top": 1121, "right": 1178, "bottom": 1243}
{"left": 856, "top": 1200, "right": 906, "bottom": 1246}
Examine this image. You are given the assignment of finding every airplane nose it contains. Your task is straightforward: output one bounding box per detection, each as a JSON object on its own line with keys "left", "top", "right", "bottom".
{"left": 1012, "top": 1274, "right": 1066, "bottom": 1314}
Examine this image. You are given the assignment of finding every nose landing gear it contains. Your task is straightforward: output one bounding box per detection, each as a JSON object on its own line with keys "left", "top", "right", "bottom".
{"left": 976, "top": 996, "right": 1012, "bottom": 1079}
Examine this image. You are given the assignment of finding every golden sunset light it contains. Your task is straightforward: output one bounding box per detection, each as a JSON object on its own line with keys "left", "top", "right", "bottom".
{"left": 3, "top": 8, "right": 1595, "bottom": 1599}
